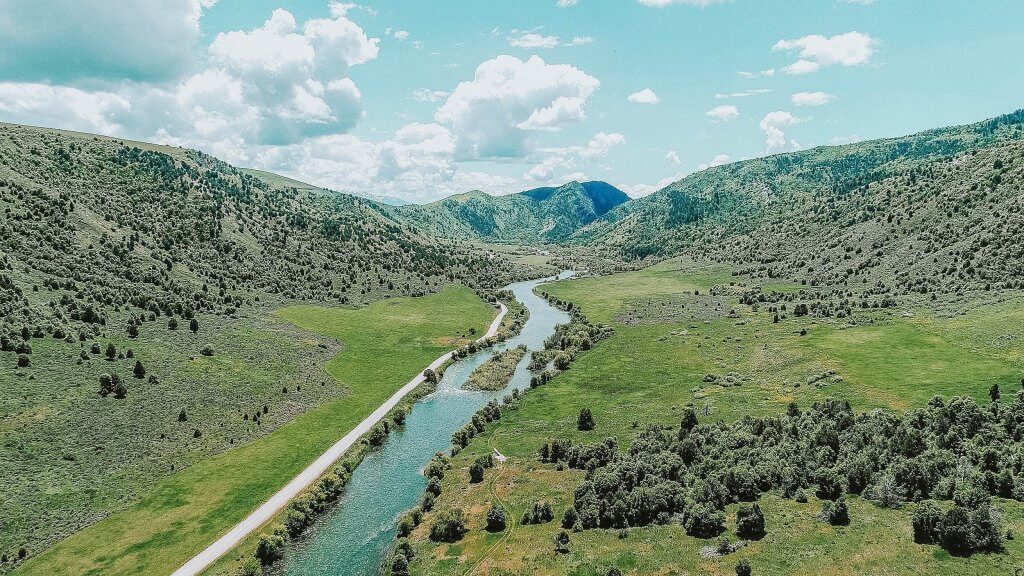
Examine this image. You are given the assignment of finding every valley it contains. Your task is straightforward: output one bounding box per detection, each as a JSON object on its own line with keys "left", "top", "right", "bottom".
{"left": 1, "top": 109, "right": 1023, "bottom": 576}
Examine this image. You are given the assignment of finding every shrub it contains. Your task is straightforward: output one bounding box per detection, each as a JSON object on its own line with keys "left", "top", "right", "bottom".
{"left": 200, "top": 344, "right": 215, "bottom": 356}
{"left": 912, "top": 500, "right": 943, "bottom": 543}
{"left": 469, "top": 462, "right": 485, "bottom": 483}
{"left": 486, "top": 505, "right": 507, "bottom": 532}
{"left": 685, "top": 502, "right": 725, "bottom": 537}
{"left": 521, "top": 501, "right": 555, "bottom": 525}
{"left": 578, "top": 407, "right": 595, "bottom": 431}
{"left": 821, "top": 498, "right": 849, "bottom": 526}
{"left": 429, "top": 508, "right": 468, "bottom": 542}
{"left": 735, "top": 503, "right": 765, "bottom": 538}
{"left": 735, "top": 558, "right": 752, "bottom": 576}
{"left": 391, "top": 554, "right": 409, "bottom": 576}
{"left": 255, "top": 531, "right": 284, "bottom": 566}
{"left": 562, "top": 506, "right": 579, "bottom": 529}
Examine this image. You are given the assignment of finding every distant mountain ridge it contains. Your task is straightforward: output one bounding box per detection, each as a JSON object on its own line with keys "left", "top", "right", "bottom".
{"left": 390, "top": 180, "right": 628, "bottom": 244}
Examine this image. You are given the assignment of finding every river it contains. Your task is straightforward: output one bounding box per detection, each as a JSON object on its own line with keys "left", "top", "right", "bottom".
{"left": 274, "top": 272, "right": 572, "bottom": 576}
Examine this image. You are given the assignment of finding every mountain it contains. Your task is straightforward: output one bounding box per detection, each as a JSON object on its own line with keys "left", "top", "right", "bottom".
{"left": 0, "top": 123, "right": 522, "bottom": 336}
{"left": 571, "top": 109, "right": 1024, "bottom": 297}
{"left": 391, "top": 180, "right": 628, "bottom": 244}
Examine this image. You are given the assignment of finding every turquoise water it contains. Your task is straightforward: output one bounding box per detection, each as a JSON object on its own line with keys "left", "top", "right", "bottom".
{"left": 277, "top": 273, "right": 571, "bottom": 576}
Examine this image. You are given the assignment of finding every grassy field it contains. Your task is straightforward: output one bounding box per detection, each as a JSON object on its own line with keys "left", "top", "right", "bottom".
{"left": 405, "top": 260, "right": 1024, "bottom": 575}
{"left": 12, "top": 285, "right": 493, "bottom": 576}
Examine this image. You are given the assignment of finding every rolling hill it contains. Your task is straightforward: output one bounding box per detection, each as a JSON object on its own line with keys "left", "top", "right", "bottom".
{"left": 570, "top": 109, "right": 1024, "bottom": 298}
{"left": 390, "top": 180, "right": 628, "bottom": 244}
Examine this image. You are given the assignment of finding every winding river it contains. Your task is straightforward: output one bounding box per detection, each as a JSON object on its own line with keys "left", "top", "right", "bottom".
{"left": 275, "top": 272, "right": 572, "bottom": 575}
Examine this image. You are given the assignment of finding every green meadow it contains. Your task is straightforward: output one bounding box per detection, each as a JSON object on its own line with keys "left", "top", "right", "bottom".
{"left": 406, "top": 261, "right": 1024, "bottom": 575}
{"left": 14, "top": 286, "right": 493, "bottom": 576}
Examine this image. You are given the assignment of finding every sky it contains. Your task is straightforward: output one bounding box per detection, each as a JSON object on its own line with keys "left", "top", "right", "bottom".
{"left": 1, "top": 1, "right": 1022, "bottom": 203}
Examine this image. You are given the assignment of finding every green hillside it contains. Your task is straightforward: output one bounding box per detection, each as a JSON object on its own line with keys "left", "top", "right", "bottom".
{"left": 573, "top": 110, "right": 1024, "bottom": 299}
{"left": 0, "top": 123, "right": 531, "bottom": 570}
{"left": 392, "top": 180, "right": 629, "bottom": 244}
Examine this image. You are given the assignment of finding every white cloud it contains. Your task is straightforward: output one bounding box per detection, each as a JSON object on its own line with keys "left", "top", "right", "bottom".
{"left": 509, "top": 32, "right": 562, "bottom": 48}
{"left": 0, "top": 0, "right": 215, "bottom": 83}
{"left": 571, "top": 35, "right": 594, "bottom": 45}
{"left": 637, "top": 0, "right": 728, "bottom": 7}
{"left": 622, "top": 172, "right": 686, "bottom": 198}
{"left": 557, "top": 0, "right": 580, "bottom": 6}
{"left": 665, "top": 150, "right": 681, "bottom": 165}
{"left": 829, "top": 134, "right": 862, "bottom": 145}
{"left": 773, "top": 31, "right": 877, "bottom": 75}
{"left": 706, "top": 104, "right": 739, "bottom": 121}
{"left": 527, "top": 132, "right": 625, "bottom": 182}
{"left": 737, "top": 69, "right": 775, "bottom": 78}
{"left": 697, "top": 154, "right": 730, "bottom": 170}
{"left": 517, "top": 96, "right": 587, "bottom": 131}
{"left": 759, "top": 111, "right": 801, "bottom": 151}
{"left": 627, "top": 89, "right": 660, "bottom": 104}
{"left": 791, "top": 91, "right": 836, "bottom": 106}
{"left": 715, "top": 88, "right": 772, "bottom": 99}
{"left": 393, "top": 30, "right": 410, "bottom": 41}
{"left": 202, "top": 7, "right": 379, "bottom": 144}
{"left": 410, "top": 88, "right": 449, "bottom": 103}
{"left": 436, "top": 55, "right": 599, "bottom": 159}
{"left": 0, "top": 82, "right": 131, "bottom": 134}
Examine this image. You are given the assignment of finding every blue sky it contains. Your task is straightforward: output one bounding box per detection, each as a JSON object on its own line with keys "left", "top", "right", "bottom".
{"left": 1, "top": 1, "right": 1022, "bottom": 201}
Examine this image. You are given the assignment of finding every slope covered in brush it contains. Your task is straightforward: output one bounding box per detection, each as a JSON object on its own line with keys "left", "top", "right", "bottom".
{"left": 575, "top": 110, "right": 1024, "bottom": 296}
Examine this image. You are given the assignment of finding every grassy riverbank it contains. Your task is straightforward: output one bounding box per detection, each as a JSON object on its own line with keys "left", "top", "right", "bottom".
{"left": 403, "top": 260, "right": 1024, "bottom": 575}
{"left": 15, "top": 286, "right": 493, "bottom": 576}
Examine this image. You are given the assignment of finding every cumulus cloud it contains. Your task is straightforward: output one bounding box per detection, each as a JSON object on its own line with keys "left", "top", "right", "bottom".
{"left": 706, "top": 104, "right": 739, "bottom": 121}
{"left": 791, "top": 91, "right": 836, "bottom": 106}
{"left": 665, "top": 150, "right": 681, "bottom": 165}
{"left": 759, "top": 111, "right": 801, "bottom": 151}
{"left": 627, "top": 89, "right": 660, "bottom": 104}
{"left": 773, "top": 31, "right": 877, "bottom": 74}
{"left": 621, "top": 171, "right": 686, "bottom": 198}
{"left": 508, "top": 32, "right": 562, "bottom": 49}
{"left": 436, "top": 55, "right": 600, "bottom": 159}
{"left": 527, "top": 132, "right": 625, "bottom": 182}
{"left": 196, "top": 7, "right": 379, "bottom": 144}
{"left": 0, "top": 82, "right": 131, "bottom": 134}
{"left": 698, "top": 154, "right": 731, "bottom": 170}
{"left": 0, "top": 0, "right": 214, "bottom": 83}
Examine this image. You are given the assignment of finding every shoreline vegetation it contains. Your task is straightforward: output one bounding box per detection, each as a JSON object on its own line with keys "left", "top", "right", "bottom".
{"left": 463, "top": 345, "right": 528, "bottom": 391}
{"left": 205, "top": 291, "right": 526, "bottom": 576}
{"left": 11, "top": 286, "right": 495, "bottom": 576}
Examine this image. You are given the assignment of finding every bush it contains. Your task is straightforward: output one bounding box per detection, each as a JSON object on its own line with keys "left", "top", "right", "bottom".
{"left": 521, "top": 501, "right": 555, "bottom": 525}
{"left": 16, "top": 354, "right": 30, "bottom": 368}
{"left": 578, "top": 407, "right": 595, "bottom": 431}
{"left": 912, "top": 500, "right": 943, "bottom": 543}
{"left": 562, "top": 506, "right": 579, "bottom": 529}
{"left": 735, "top": 558, "right": 752, "bottom": 576}
{"left": 821, "top": 498, "right": 849, "bottom": 526}
{"left": 486, "top": 505, "right": 507, "bottom": 532}
{"left": 255, "top": 531, "right": 284, "bottom": 566}
{"left": 554, "top": 530, "right": 570, "bottom": 554}
{"left": 735, "top": 503, "right": 765, "bottom": 538}
{"left": 200, "top": 344, "right": 215, "bottom": 356}
{"left": 685, "top": 502, "right": 725, "bottom": 537}
{"left": 429, "top": 508, "right": 467, "bottom": 542}
{"left": 469, "top": 462, "right": 485, "bottom": 483}
{"left": 390, "top": 553, "right": 409, "bottom": 576}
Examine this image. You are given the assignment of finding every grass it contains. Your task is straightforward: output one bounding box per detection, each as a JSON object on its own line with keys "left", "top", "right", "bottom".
{"left": 405, "top": 260, "right": 1024, "bottom": 575}
{"left": 13, "top": 285, "right": 494, "bottom": 576}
